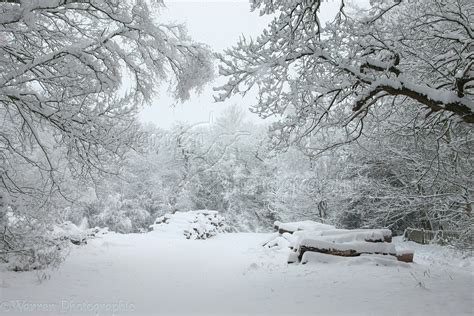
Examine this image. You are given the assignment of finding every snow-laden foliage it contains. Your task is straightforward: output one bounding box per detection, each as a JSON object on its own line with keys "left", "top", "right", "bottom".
{"left": 1, "top": 0, "right": 471, "bottom": 271}
{"left": 3, "top": 219, "right": 108, "bottom": 271}
{"left": 75, "top": 107, "right": 279, "bottom": 233}
{"left": 83, "top": 194, "right": 151, "bottom": 234}
{"left": 212, "top": 0, "right": 473, "bottom": 247}
{"left": 0, "top": 0, "right": 213, "bottom": 269}
{"left": 70, "top": 104, "right": 470, "bottom": 246}
{"left": 1, "top": 0, "right": 213, "bottom": 192}
{"left": 216, "top": 0, "right": 474, "bottom": 152}
{"left": 328, "top": 104, "right": 473, "bottom": 247}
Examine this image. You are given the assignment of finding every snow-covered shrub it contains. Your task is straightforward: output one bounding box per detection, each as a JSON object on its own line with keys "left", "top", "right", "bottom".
{"left": 3, "top": 217, "right": 109, "bottom": 271}
{"left": 7, "top": 242, "right": 68, "bottom": 272}
{"left": 150, "top": 210, "right": 226, "bottom": 239}
{"left": 124, "top": 205, "right": 153, "bottom": 233}
{"left": 1, "top": 215, "right": 69, "bottom": 271}
{"left": 86, "top": 227, "right": 110, "bottom": 238}
{"left": 95, "top": 211, "right": 132, "bottom": 234}
{"left": 52, "top": 221, "right": 88, "bottom": 245}
{"left": 85, "top": 194, "right": 151, "bottom": 234}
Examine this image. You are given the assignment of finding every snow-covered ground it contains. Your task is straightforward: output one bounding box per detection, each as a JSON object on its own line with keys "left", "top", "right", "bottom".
{"left": 1, "top": 232, "right": 472, "bottom": 315}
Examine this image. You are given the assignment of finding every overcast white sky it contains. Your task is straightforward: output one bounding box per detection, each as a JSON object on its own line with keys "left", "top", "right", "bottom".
{"left": 138, "top": 0, "right": 342, "bottom": 129}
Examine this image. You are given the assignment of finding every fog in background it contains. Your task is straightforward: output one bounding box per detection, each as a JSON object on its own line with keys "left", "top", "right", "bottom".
{"left": 139, "top": 0, "right": 342, "bottom": 128}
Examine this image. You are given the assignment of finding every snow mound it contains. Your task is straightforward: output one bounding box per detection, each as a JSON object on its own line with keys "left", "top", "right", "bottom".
{"left": 150, "top": 210, "right": 226, "bottom": 239}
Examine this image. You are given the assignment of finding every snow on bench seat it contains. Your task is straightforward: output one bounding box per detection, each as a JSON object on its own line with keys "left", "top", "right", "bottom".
{"left": 293, "top": 237, "right": 413, "bottom": 263}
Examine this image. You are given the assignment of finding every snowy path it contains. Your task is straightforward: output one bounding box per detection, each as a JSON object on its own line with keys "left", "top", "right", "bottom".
{"left": 1, "top": 232, "right": 472, "bottom": 315}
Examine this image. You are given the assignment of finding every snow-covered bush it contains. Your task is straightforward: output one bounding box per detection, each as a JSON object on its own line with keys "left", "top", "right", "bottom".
{"left": 52, "top": 221, "right": 88, "bottom": 245}
{"left": 150, "top": 210, "right": 226, "bottom": 239}
{"left": 5, "top": 223, "right": 109, "bottom": 272}
{"left": 7, "top": 242, "right": 68, "bottom": 272}
{"left": 83, "top": 194, "right": 151, "bottom": 234}
{"left": 1, "top": 214, "right": 68, "bottom": 271}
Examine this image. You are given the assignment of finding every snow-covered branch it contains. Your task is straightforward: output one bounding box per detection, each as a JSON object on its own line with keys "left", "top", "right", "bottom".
{"left": 0, "top": 0, "right": 213, "bottom": 231}
{"left": 216, "top": 0, "right": 474, "bottom": 151}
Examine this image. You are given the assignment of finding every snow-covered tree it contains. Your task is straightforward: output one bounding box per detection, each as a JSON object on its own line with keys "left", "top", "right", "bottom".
{"left": 214, "top": 0, "right": 473, "bottom": 244}
{"left": 0, "top": 0, "right": 213, "bottom": 268}
{"left": 333, "top": 107, "right": 473, "bottom": 242}
{"left": 0, "top": 0, "right": 211, "bottom": 193}
{"left": 0, "top": 0, "right": 213, "bottom": 198}
{"left": 216, "top": 0, "right": 473, "bottom": 152}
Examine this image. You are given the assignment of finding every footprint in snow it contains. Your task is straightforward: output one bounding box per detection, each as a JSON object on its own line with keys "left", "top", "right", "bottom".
{"left": 248, "top": 263, "right": 259, "bottom": 270}
{"left": 243, "top": 262, "right": 260, "bottom": 275}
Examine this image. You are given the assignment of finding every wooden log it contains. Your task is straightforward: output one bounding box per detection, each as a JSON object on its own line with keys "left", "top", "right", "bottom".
{"left": 297, "top": 239, "right": 398, "bottom": 260}
{"left": 298, "top": 245, "right": 390, "bottom": 261}
{"left": 298, "top": 245, "right": 413, "bottom": 263}
{"left": 70, "top": 238, "right": 87, "bottom": 246}
{"left": 396, "top": 250, "right": 414, "bottom": 263}
{"left": 294, "top": 229, "right": 393, "bottom": 244}
{"left": 274, "top": 220, "right": 336, "bottom": 235}
{"left": 366, "top": 235, "right": 392, "bottom": 243}
{"left": 273, "top": 222, "right": 280, "bottom": 232}
{"left": 274, "top": 221, "right": 393, "bottom": 244}
{"left": 336, "top": 229, "right": 392, "bottom": 243}
{"left": 278, "top": 227, "right": 294, "bottom": 234}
